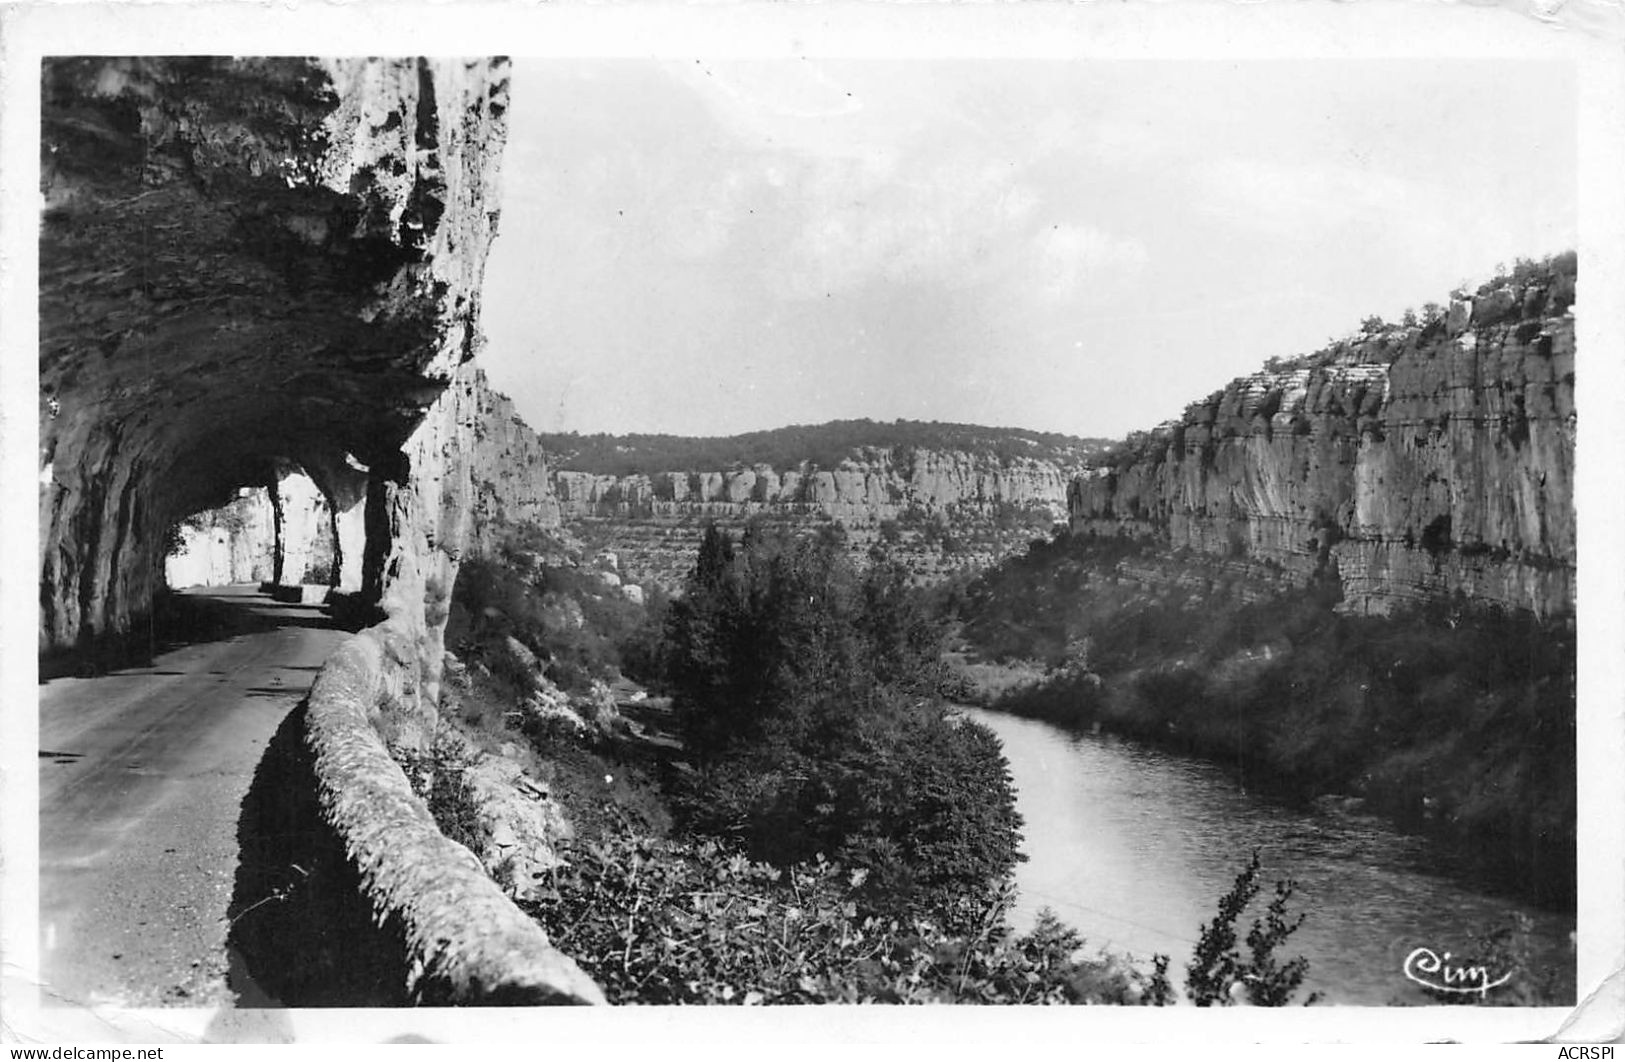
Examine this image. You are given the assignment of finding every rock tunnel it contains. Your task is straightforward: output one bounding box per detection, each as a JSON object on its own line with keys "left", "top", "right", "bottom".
{"left": 38, "top": 56, "right": 511, "bottom": 665}
{"left": 37, "top": 57, "right": 609, "bottom": 1003}
{"left": 162, "top": 464, "right": 366, "bottom": 593}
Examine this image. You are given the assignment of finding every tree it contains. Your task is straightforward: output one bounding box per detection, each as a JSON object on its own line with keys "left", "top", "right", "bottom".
{"left": 1185, "top": 849, "right": 1319, "bottom": 1006}
{"left": 662, "top": 523, "right": 747, "bottom": 752}
{"left": 857, "top": 553, "right": 946, "bottom": 696}
{"left": 660, "top": 523, "right": 1023, "bottom": 919}
{"left": 664, "top": 523, "right": 866, "bottom": 755}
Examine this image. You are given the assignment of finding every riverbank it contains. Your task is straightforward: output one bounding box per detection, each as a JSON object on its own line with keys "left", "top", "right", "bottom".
{"left": 432, "top": 632, "right": 1181, "bottom": 1004}
{"left": 423, "top": 523, "right": 1338, "bottom": 1005}
{"left": 945, "top": 592, "right": 1576, "bottom": 914}
{"left": 962, "top": 705, "right": 1576, "bottom": 1006}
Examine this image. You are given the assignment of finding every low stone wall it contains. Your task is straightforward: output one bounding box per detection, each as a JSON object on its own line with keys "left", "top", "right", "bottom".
{"left": 304, "top": 623, "right": 605, "bottom": 1005}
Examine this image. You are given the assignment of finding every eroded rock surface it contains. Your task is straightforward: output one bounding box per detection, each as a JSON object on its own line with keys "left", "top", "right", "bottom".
{"left": 163, "top": 367, "right": 559, "bottom": 600}
{"left": 1069, "top": 261, "right": 1576, "bottom": 617}
{"left": 465, "top": 371, "right": 562, "bottom": 546}
{"left": 39, "top": 57, "right": 510, "bottom": 657}
{"left": 552, "top": 448, "right": 1096, "bottom": 589}
{"left": 36, "top": 56, "right": 612, "bottom": 1006}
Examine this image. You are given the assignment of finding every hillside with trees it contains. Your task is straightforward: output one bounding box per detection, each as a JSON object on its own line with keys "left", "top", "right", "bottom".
{"left": 538, "top": 418, "right": 1111, "bottom": 476}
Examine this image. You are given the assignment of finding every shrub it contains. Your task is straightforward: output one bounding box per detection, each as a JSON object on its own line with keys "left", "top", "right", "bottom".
{"left": 397, "top": 730, "right": 483, "bottom": 854}
{"left": 671, "top": 699, "right": 1022, "bottom": 926}
{"left": 992, "top": 668, "right": 1105, "bottom": 727}
{"left": 1185, "top": 850, "right": 1319, "bottom": 1007}
{"left": 448, "top": 535, "right": 657, "bottom": 697}
{"left": 518, "top": 719, "right": 671, "bottom": 842}
{"left": 1419, "top": 515, "right": 1453, "bottom": 558}
{"left": 526, "top": 815, "right": 1316, "bottom": 1006}
{"left": 527, "top": 824, "right": 1153, "bottom": 1005}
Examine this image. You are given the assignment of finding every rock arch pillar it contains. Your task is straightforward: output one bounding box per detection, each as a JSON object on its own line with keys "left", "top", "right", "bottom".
{"left": 267, "top": 472, "right": 286, "bottom": 587}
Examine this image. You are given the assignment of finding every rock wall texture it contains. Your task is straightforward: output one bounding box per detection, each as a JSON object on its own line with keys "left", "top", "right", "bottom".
{"left": 463, "top": 369, "right": 562, "bottom": 553}
{"left": 1069, "top": 260, "right": 1576, "bottom": 618}
{"left": 39, "top": 56, "right": 506, "bottom": 656}
{"left": 41, "top": 57, "right": 602, "bottom": 1005}
{"left": 551, "top": 449, "right": 1086, "bottom": 589}
{"left": 162, "top": 368, "right": 556, "bottom": 597}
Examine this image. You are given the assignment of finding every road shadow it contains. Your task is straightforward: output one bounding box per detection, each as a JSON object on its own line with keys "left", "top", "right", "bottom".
{"left": 224, "top": 699, "right": 411, "bottom": 1007}
{"left": 40, "top": 587, "right": 370, "bottom": 683}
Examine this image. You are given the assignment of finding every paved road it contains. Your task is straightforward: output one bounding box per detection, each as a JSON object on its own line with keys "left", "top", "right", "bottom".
{"left": 38, "top": 586, "right": 350, "bottom": 1009}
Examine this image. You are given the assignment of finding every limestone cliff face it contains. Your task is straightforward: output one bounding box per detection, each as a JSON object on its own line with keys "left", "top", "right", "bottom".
{"left": 552, "top": 449, "right": 1085, "bottom": 589}
{"left": 464, "top": 371, "right": 561, "bottom": 552}
{"left": 1069, "top": 261, "right": 1576, "bottom": 618}
{"left": 39, "top": 57, "right": 510, "bottom": 657}
{"left": 555, "top": 449, "right": 1073, "bottom": 519}
{"left": 365, "top": 362, "right": 564, "bottom": 706}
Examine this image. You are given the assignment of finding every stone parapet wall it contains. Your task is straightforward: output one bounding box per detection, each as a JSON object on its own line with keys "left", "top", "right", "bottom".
{"left": 303, "top": 620, "right": 604, "bottom": 1004}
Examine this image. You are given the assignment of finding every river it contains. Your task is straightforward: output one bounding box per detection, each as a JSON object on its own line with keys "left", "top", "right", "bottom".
{"left": 961, "top": 706, "right": 1576, "bottom": 1006}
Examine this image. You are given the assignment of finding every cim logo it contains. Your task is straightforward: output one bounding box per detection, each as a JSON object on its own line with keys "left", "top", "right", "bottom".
{"left": 1401, "top": 946, "right": 1512, "bottom": 999}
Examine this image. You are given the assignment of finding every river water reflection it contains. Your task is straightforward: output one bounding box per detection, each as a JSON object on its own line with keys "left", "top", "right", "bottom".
{"left": 961, "top": 706, "right": 1575, "bottom": 1005}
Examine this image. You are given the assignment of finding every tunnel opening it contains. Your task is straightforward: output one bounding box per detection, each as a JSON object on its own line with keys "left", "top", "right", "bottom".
{"left": 163, "top": 463, "right": 364, "bottom": 598}
{"left": 42, "top": 436, "right": 382, "bottom": 681}
{"left": 37, "top": 56, "right": 487, "bottom": 677}
{"left": 39, "top": 390, "right": 428, "bottom": 677}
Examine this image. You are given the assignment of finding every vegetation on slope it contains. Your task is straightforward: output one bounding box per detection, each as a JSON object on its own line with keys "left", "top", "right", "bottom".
{"left": 526, "top": 831, "right": 1316, "bottom": 1006}
{"left": 445, "top": 523, "right": 669, "bottom": 697}
{"left": 656, "top": 524, "right": 1020, "bottom": 922}
{"left": 437, "top": 518, "right": 1318, "bottom": 1005}
{"left": 951, "top": 528, "right": 1577, "bottom": 911}
{"left": 1266, "top": 250, "right": 1576, "bottom": 376}
{"left": 538, "top": 418, "right": 1110, "bottom": 477}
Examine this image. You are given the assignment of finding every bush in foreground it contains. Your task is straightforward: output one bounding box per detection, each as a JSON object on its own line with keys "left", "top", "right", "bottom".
{"left": 525, "top": 816, "right": 1322, "bottom": 1006}
{"left": 527, "top": 823, "right": 1153, "bottom": 1005}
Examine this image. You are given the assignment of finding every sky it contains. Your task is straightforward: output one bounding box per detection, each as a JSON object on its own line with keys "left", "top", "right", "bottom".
{"left": 478, "top": 57, "right": 1577, "bottom": 441}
